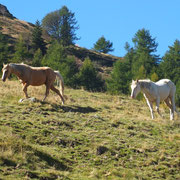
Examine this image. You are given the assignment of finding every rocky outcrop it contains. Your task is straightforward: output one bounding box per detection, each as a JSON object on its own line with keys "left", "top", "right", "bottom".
{"left": 0, "top": 4, "right": 16, "bottom": 19}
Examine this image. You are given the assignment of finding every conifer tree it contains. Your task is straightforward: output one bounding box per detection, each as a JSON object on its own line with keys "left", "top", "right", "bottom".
{"left": 93, "top": 36, "right": 114, "bottom": 53}
{"left": 12, "top": 35, "right": 31, "bottom": 63}
{"left": 32, "top": 20, "right": 46, "bottom": 55}
{"left": 0, "top": 30, "right": 9, "bottom": 67}
{"left": 137, "top": 65, "right": 146, "bottom": 79}
{"left": 160, "top": 40, "right": 180, "bottom": 84}
{"left": 78, "top": 58, "right": 104, "bottom": 91}
{"left": 131, "top": 29, "right": 159, "bottom": 78}
{"left": 106, "top": 60, "right": 131, "bottom": 94}
{"left": 160, "top": 40, "right": 180, "bottom": 106}
{"left": 42, "top": 41, "right": 66, "bottom": 69}
{"left": 106, "top": 42, "right": 132, "bottom": 94}
{"left": 32, "top": 48, "right": 43, "bottom": 67}
{"left": 59, "top": 6, "right": 79, "bottom": 46}
{"left": 42, "top": 6, "right": 79, "bottom": 46}
{"left": 175, "top": 80, "right": 180, "bottom": 107}
{"left": 42, "top": 41, "right": 79, "bottom": 87}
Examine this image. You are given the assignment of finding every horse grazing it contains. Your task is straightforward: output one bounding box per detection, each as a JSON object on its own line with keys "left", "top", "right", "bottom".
{"left": 130, "top": 79, "right": 179, "bottom": 120}
{"left": 2, "top": 63, "right": 65, "bottom": 105}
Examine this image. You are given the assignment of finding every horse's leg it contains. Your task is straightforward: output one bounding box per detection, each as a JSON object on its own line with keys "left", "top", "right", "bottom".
{"left": 23, "top": 83, "right": 29, "bottom": 99}
{"left": 43, "top": 84, "right": 50, "bottom": 102}
{"left": 164, "top": 98, "right": 173, "bottom": 120}
{"left": 50, "top": 85, "right": 64, "bottom": 105}
{"left": 156, "top": 98, "right": 163, "bottom": 118}
{"left": 146, "top": 99, "right": 154, "bottom": 119}
{"left": 169, "top": 96, "right": 176, "bottom": 120}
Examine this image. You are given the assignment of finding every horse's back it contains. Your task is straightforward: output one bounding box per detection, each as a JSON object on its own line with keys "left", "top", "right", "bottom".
{"left": 155, "top": 79, "right": 176, "bottom": 99}
{"left": 30, "top": 67, "right": 56, "bottom": 86}
{"left": 155, "top": 79, "right": 171, "bottom": 85}
{"left": 156, "top": 79, "right": 175, "bottom": 89}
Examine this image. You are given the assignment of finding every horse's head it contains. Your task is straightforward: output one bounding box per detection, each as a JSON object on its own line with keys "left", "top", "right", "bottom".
{"left": 2, "top": 64, "right": 11, "bottom": 82}
{"left": 130, "top": 79, "right": 141, "bottom": 99}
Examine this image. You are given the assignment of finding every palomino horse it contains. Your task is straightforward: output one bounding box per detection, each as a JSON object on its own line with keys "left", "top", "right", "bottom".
{"left": 130, "top": 79, "right": 179, "bottom": 120}
{"left": 2, "top": 63, "right": 65, "bottom": 105}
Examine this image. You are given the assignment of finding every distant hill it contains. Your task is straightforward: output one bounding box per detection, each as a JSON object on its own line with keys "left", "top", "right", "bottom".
{"left": 0, "top": 4, "right": 15, "bottom": 19}
{"left": 0, "top": 16, "right": 34, "bottom": 43}
{"left": 0, "top": 4, "right": 123, "bottom": 66}
{"left": 0, "top": 4, "right": 35, "bottom": 45}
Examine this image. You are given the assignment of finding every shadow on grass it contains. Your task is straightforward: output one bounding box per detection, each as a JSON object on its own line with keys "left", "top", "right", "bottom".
{"left": 51, "top": 104, "right": 98, "bottom": 114}
{"left": 1, "top": 157, "right": 17, "bottom": 167}
{"left": 22, "top": 100, "right": 98, "bottom": 114}
{"left": 34, "top": 149, "right": 70, "bottom": 171}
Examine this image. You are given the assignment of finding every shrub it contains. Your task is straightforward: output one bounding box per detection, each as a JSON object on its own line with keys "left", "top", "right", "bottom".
{"left": 78, "top": 58, "right": 104, "bottom": 91}
{"left": 42, "top": 41, "right": 79, "bottom": 87}
{"left": 106, "top": 60, "right": 132, "bottom": 94}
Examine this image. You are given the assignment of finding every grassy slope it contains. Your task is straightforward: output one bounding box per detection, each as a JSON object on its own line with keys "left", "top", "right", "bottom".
{"left": 0, "top": 80, "right": 179, "bottom": 180}
{"left": 0, "top": 16, "right": 34, "bottom": 41}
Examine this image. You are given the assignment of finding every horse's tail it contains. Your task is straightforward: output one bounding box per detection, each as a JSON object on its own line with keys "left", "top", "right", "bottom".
{"left": 54, "top": 71, "right": 67, "bottom": 100}
{"left": 166, "top": 80, "right": 180, "bottom": 116}
{"left": 165, "top": 79, "right": 175, "bottom": 90}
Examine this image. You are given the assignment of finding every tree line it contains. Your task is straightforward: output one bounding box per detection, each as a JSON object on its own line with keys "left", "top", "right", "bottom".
{"left": 0, "top": 6, "right": 179, "bottom": 106}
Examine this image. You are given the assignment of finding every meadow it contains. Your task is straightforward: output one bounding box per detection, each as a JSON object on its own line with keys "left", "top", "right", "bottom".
{"left": 0, "top": 80, "right": 179, "bottom": 180}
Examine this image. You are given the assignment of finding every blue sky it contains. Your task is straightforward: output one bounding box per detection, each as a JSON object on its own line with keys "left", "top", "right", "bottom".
{"left": 1, "top": 0, "right": 180, "bottom": 57}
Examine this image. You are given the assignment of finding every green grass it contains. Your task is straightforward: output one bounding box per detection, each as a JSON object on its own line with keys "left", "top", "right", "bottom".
{"left": 0, "top": 80, "right": 180, "bottom": 179}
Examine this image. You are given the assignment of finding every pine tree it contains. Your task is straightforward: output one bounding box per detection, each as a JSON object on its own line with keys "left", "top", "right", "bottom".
{"left": 131, "top": 29, "right": 159, "bottom": 78}
{"left": 42, "top": 6, "right": 79, "bottom": 46}
{"left": 175, "top": 80, "right": 180, "bottom": 107}
{"left": 42, "top": 41, "right": 79, "bottom": 87}
{"left": 59, "top": 6, "right": 79, "bottom": 46}
{"left": 32, "top": 20, "right": 46, "bottom": 55}
{"left": 0, "top": 31, "right": 9, "bottom": 67}
{"left": 93, "top": 36, "right": 114, "bottom": 53}
{"left": 78, "top": 58, "right": 104, "bottom": 91}
{"left": 137, "top": 65, "right": 146, "bottom": 79}
{"left": 32, "top": 49, "right": 43, "bottom": 67}
{"left": 106, "top": 60, "right": 131, "bottom": 94}
{"left": 160, "top": 40, "right": 180, "bottom": 106}
{"left": 106, "top": 42, "right": 133, "bottom": 95}
{"left": 160, "top": 40, "right": 180, "bottom": 84}
{"left": 12, "top": 35, "right": 31, "bottom": 63}
{"left": 42, "top": 41, "right": 66, "bottom": 69}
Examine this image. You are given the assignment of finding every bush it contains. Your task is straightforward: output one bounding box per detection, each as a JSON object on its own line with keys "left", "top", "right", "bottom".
{"left": 175, "top": 80, "right": 180, "bottom": 107}
{"left": 106, "top": 60, "right": 132, "bottom": 94}
{"left": 42, "top": 41, "right": 79, "bottom": 87}
{"left": 78, "top": 58, "right": 105, "bottom": 91}
{"left": 32, "top": 49, "right": 43, "bottom": 67}
{"left": 58, "top": 56, "right": 79, "bottom": 88}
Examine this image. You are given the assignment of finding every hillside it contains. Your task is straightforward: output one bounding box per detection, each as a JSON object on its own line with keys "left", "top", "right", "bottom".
{"left": 0, "top": 4, "right": 122, "bottom": 66}
{"left": 0, "top": 16, "right": 34, "bottom": 43}
{"left": 0, "top": 80, "right": 179, "bottom": 179}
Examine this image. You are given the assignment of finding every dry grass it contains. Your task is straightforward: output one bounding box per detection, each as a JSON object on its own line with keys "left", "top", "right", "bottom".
{"left": 0, "top": 16, "right": 33, "bottom": 40}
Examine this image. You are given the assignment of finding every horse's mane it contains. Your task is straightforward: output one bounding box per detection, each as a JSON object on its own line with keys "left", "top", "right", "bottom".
{"left": 139, "top": 79, "right": 154, "bottom": 90}
{"left": 139, "top": 79, "right": 152, "bottom": 83}
{"left": 9, "top": 63, "right": 32, "bottom": 72}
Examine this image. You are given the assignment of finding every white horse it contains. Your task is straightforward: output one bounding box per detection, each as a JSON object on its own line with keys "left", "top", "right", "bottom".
{"left": 130, "top": 79, "right": 179, "bottom": 120}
